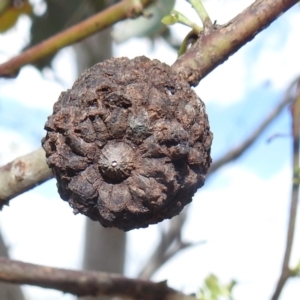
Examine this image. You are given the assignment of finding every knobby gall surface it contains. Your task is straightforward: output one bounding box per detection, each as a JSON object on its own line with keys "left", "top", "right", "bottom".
{"left": 42, "top": 56, "right": 212, "bottom": 230}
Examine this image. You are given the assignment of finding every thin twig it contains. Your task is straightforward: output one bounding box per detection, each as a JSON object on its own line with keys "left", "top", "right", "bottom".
{"left": 188, "top": 0, "right": 212, "bottom": 28}
{"left": 0, "top": 0, "right": 153, "bottom": 77}
{"left": 0, "top": 257, "right": 194, "bottom": 300}
{"left": 270, "top": 79, "right": 300, "bottom": 300}
{"left": 138, "top": 212, "right": 188, "bottom": 279}
{"left": 209, "top": 78, "right": 300, "bottom": 175}
{"left": 138, "top": 210, "right": 205, "bottom": 280}
{"left": 172, "top": 0, "right": 298, "bottom": 86}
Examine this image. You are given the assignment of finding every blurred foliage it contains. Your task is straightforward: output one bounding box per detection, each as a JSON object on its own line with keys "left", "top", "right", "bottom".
{"left": 198, "top": 274, "right": 236, "bottom": 300}
{"left": 27, "top": 0, "right": 111, "bottom": 69}
{"left": 112, "top": 0, "right": 175, "bottom": 43}
{"left": 0, "top": 0, "right": 179, "bottom": 70}
{"left": 28, "top": 0, "right": 112, "bottom": 48}
{"left": 112, "top": 0, "right": 180, "bottom": 54}
{"left": 292, "top": 260, "right": 300, "bottom": 276}
{"left": 0, "top": 0, "right": 32, "bottom": 32}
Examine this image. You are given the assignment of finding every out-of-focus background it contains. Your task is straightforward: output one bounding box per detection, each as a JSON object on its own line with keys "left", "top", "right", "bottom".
{"left": 0, "top": 0, "right": 300, "bottom": 299}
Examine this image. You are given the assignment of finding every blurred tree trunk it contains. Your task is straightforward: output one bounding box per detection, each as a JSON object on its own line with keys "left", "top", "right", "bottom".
{"left": 75, "top": 2, "right": 126, "bottom": 299}
{"left": 0, "top": 232, "right": 25, "bottom": 300}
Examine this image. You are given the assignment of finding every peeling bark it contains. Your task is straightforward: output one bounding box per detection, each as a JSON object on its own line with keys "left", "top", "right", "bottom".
{"left": 0, "top": 148, "right": 52, "bottom": 208}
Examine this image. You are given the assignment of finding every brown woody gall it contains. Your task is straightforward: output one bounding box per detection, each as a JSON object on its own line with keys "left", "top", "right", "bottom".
{"left": 42, "top": 56, "right": 212, "bottom": 231}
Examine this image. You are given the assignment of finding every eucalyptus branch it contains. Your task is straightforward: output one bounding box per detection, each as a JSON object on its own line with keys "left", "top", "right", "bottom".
{"left": 172, "top": 0, "right": 298, "bottom": 86}
{"left": 0, "top": 147, "right": 53, "bottom": 208}
{"left": 270, "top": 78, "right": 300, "bottom": 300}
{"left": 0, "top": 257, "right": 193, "bottom": 300}
{"left": 0, "top": 0, "right": 153, "bottom": 77}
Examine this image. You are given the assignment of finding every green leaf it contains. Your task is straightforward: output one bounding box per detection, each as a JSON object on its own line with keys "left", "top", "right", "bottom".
{"left": 162, "top": 9, "right": 202, "bottom": 33}
{"left": 161, "top": 14, "right": 178, "bottom": 25}
{"left": 197, "top": 274, "right": 236, "bottom": 300}
{"left": 292, "top": 260, "right": 300, "bottom": 276}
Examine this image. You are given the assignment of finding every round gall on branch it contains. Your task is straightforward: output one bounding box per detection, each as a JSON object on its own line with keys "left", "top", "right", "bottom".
{"left": 42, "top": 56, "right": 212, "bottom": 231}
